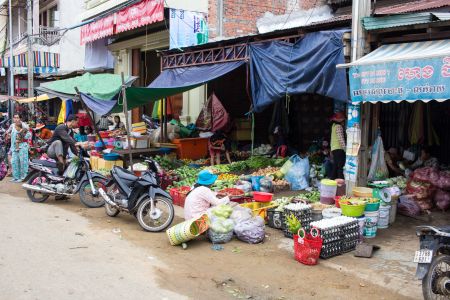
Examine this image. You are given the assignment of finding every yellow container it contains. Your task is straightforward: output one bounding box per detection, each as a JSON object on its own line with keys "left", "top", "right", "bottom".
{"left": 97, "top": 158, "right": 123, "bottom": 170}
{"left": 353, "top": 187, "right": 373, "bottom": 198}
{"left": 90, "top": 156, "right": 99, "bottom": 171}
{"left": 240, "top": 202, "right": 275, "bottom": 222}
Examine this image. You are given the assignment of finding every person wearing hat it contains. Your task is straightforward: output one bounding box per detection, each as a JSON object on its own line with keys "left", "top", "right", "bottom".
{"left": 34, "top": 123, "right": 52, "bottom": 140}
{"left": 330, "top": 112, "right": 346, "bottom": 179}
{"left": 184, "top": 170, "right": 231, "bottom": 220}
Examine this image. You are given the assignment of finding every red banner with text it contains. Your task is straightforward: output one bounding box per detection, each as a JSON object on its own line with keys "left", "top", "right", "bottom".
{"left": 80, "top": 0, "right": 164, "bottom": 45}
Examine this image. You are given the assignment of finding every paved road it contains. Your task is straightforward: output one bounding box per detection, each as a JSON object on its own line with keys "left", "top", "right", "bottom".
{"left": 0, "top": 193, "right": 185, "bottom": 300}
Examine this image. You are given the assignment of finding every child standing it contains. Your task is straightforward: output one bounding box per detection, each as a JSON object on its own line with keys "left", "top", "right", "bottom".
{"left": 11, "top": 122, "right": 30, "bottom": 182}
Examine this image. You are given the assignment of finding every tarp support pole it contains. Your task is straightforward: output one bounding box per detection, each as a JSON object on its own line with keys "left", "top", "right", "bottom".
{"left": 164, "top": 97, "right": 168, "bottom": 143}
{"left": 75, "top": 87, "right": 106, "bottom": 149}
{"left": 121, "top": 73, "right": 134, "bottom": 172}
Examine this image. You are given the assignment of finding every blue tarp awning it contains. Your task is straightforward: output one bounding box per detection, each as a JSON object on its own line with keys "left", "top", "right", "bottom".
{"left": 79, "top": 61, "right": 245, "bottom": 114}
{"left": 249, "top": 30, "right": 349, "bottom": 112}
{"left": 338, "top": 39, "right": 450, "bottom": 103}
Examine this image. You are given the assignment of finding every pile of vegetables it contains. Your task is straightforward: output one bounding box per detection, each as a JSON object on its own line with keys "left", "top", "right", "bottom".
{"left": 253, "top": 144, "right": 272, "bottom": 155}
{"left": 153, "top": 155, "right": 183, "bottom": 170}
{"left": 172, "top": 166, "right": 198, "bottom": 187}
{"left": 211, "top": 179, "right": 235, "bottom": 190}
{"left": 387, "top": 176, "right": 407, "bottom": 189}
{"left": 251, "top": 166, "right": 279, "bottom": 177}
{"left": 285, "top": 214, "right": 302, "bottom": 234}
{"left": 245, "top": 156, "right": 274, "bottom": 170}
{"left": 297, "top": 190, "right": 320, "bottom": 203}
{"left": 218, "top": 173, "right": 239, "bottom": 181}
{"left": 272, "top": 179, "right": 290, "bottom": 190}
{"left": 218, "top": 188, "right": 245, "bottom": 197}
{"left": 209, "top": 204, "right": 234, "bottom": 234}
{"left": 271, "top": 197, "right": 292, "bottom": 211}
{"left": 228, "top": 161, "right": 248, "bottom": 172}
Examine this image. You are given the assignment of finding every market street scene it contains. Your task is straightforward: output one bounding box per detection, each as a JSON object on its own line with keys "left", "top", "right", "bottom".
{"left": 0, "top": 0, "right": 449, "bottom": 299}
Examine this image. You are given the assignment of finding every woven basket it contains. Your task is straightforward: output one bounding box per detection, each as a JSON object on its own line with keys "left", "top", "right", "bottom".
{"left": 207, "top": 229, "right": 233, "bottom": 244}
{"left": 166, "top": 214, "right": 209, "bottom": 246}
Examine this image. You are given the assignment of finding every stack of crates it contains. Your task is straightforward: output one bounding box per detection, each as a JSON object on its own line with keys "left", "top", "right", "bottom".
{"left": 310, "top": 216, "right": 359, "bottom": 259}
{"left": 282, "top": 203, "right": 312, "bottom": 238}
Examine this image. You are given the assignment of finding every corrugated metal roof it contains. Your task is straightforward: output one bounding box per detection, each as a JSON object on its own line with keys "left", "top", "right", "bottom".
{"left": 363, "top": 12, "right": 450, "bottom": 30}
{"left": 334, "top": 0, "right": 450, "bottom": 16}
{"left": 337, "top": 39, "right": 450, "bottom": 68}
{"left": 375, "top": 0, "right": 450, "bottom": 14}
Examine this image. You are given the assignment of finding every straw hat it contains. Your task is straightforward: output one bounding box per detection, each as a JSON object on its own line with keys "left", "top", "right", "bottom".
{"left": 34, "top": 123, "right": 46, "bottom": 130}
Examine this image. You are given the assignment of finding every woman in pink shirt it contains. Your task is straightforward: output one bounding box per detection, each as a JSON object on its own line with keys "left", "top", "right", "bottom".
{"left": 184, "top": 170, "right": 231, "bottom": 220}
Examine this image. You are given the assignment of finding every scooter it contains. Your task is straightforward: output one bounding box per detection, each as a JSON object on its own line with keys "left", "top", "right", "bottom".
{"left": 415, "top": 225, "right": 450, "bottom": 300}
{"left": 22, "top": 148, "right": 108, "bottom": 208}
{"left": 98, "top": 156, "right": 174, "bottom": 232}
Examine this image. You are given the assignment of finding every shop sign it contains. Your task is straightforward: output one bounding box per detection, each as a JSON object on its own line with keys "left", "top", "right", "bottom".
{"left": 81, "top": 14, "right": 115, "bottom": 45}
{"left": 169, "top": 8, "right": 208, "bottom": 49}
{"left": 80, "top": 0, "right": 163, "bottom": 45}
{"left": 115, "top": 0, "right": 164, "bottom": 33}
{"left": 349, "top": 56, "right": 450, "bottom": 103}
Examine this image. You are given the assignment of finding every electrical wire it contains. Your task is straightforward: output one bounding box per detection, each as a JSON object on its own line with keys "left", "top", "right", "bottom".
{"left": 281, "top": 0, "right": 299, "bottom": 30}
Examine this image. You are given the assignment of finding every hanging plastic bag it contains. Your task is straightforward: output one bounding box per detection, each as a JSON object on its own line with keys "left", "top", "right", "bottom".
{"left": 285, "top": 155, "right": 310, "bottom": 190}
{"left": 251, "top": 176, "right": 263, "bottom": 191}
{"left": 368, "top": 135, "right": 389, "bottom": 181}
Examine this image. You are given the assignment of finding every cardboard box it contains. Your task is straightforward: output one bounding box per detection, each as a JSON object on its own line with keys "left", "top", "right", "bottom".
{"left": 235, "top": 118, "right": 251, "bottom": 130}
{"left": 97, "top": 158, "right": 123, "bottom": 170}
{"left": 230, "top": 129, "right": 251, "bottom": 141}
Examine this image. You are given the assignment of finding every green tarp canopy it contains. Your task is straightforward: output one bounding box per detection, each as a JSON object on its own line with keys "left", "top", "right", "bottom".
{"left": 36, "top": 73, "right": 138, "bottom": 100}
{"left": 113, "top": 86, "right": 199, "bottom": 112}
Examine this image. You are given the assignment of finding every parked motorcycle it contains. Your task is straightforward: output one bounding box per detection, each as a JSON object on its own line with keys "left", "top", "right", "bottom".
{"left": 415, "top": 225, "right": 450, "bottom": 300}
{"left": 98, "top": 156, "right": 174, "bottom": 232}
{"left": 22, "top": 148, "right": 108, "bottom": 208}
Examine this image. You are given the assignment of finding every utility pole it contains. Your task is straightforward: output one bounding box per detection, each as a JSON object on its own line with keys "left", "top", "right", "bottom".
{"left": 27, "top": 0, "right": 34, "bottom": 98}
{"left": 345, "top": 0, "right": 371, "bottom": 192}
{"left": 8, "top": 0, "right": 14, "bottom": 118}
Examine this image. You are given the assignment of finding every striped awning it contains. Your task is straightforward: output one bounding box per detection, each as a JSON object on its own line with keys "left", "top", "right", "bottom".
{"left": 0, "top": 51, "right": 60, "bottom": 68}
{"left": 337, "top": 40, "right": 450, "bottom": 103}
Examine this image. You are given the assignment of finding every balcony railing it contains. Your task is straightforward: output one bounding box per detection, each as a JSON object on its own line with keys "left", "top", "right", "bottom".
{"left": 37, "top": 26, "right": 62, "bottom": 46}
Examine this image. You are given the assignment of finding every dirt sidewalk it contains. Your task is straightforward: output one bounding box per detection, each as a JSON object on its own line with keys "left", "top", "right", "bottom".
{"left": 1, "top": 181, "right": 425, "bottom": 299}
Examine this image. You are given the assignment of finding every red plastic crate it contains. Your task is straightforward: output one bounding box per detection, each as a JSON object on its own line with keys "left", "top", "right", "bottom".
{"left": 169, "top": 186, "right": 191, "bottom": 207}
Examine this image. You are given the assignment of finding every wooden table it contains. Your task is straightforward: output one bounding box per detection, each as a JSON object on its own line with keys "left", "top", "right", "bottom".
{"left": 112, "top": 147, "right": 174, "bottom": 167}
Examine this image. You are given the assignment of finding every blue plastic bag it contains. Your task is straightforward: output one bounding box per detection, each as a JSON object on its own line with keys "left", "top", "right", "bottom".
{"left": 285, "top": 155, "right": 310, "bottom": 190}
{"left": 251, "top": 176, "right": 264, "bottom": 191}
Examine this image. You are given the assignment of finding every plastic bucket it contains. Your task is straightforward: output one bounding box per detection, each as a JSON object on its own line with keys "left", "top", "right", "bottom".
{"left": 320, "top": 179, "right": 337, "bottom": 204}
{"left": 389, "top": 197, "right": 398, "bottom": 224}
{"left": 377, "top": 205, "right": 390, "bottom": 229}
{"left": 363, "top": 210, "right": 379, "bottom": 238}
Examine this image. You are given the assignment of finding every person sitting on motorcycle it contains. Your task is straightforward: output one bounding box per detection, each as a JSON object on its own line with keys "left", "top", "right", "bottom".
{"left": 45, "top": 115, "right": 80, "bottom": 174}
{"left": 184, "top": 170, "right": 231, "bottom": 220}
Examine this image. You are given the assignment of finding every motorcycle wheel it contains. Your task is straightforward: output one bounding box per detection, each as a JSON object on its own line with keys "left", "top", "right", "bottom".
{"left": 422, "top": 254, "right": 450, "bottom": 300}
{"left": 26, "top": 172, "right": 50, "bottom": 203}
{"left": 105, "top": 203, "right": 120, "bottom": 217}
{"left": 79, "top": 178, "right": 106, "bottom": 208}
{"left": 136, "top": 195, "right": 174, "bottom": 232}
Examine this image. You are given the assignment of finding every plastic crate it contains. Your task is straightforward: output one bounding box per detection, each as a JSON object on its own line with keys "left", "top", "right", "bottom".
{"left": 267, "top": 209, "right": 284, "bottom": 229}
{"left": 169, "top": 186, "right": 191, "bottom": 207}
{"left": 172, "top": 138, "right": 209, "bottom": 160}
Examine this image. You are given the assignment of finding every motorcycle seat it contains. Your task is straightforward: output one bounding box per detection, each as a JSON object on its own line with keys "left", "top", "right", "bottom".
{"left": 31, "top": 159, "right": 60, "bottom": 175}
{"left": 32, "top": 159, "right": 57, "bottom": 168}
{"left": 114, "top": 166, "right": 139, "bottom": 182}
